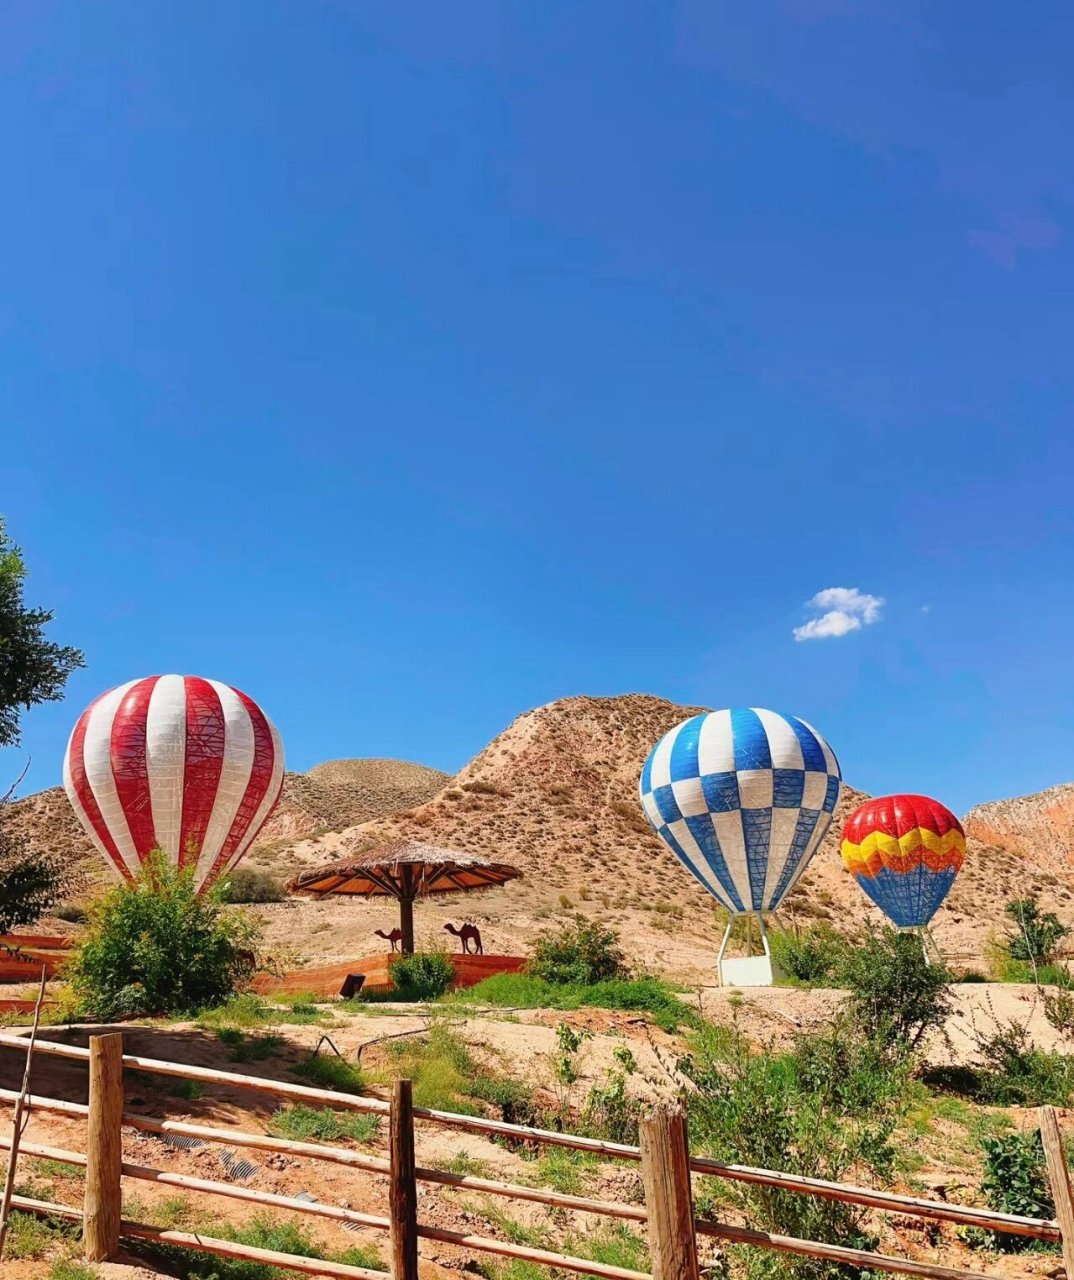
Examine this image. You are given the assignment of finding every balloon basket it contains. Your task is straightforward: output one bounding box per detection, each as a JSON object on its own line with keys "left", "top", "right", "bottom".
{"left": 716, "top": 912, "right": 786, "bottom": 988}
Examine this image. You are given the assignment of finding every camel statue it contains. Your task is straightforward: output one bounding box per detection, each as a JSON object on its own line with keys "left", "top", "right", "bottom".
{"left": 444, "top": 923, "right": 483, "bottom": 955}
{"left": 374, "top": 928, "right": 404, "bottom": 953}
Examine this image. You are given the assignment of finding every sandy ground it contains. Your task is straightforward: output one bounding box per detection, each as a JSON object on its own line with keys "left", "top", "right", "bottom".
{"left": 1, "top": 983, "right": 1071, "bottom": 1278}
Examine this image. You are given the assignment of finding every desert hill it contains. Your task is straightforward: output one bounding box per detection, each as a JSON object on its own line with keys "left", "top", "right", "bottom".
{"left": 253, "top": 695, "right": 1074, "bottom": 972}
{"left": 965, "top": 782, "right": 1074, "bottom": 874}
{"left": 6, "top": 698, "right": 1074, "bottom": 976}
{"left": 2, "top": 758, "right": 449, "bottom": 883}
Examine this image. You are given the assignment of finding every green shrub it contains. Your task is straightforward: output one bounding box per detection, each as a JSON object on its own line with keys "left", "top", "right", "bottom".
{"left": 770, "top": 924, "right": 849, "bottom": 986}
{"left": 966, "top": 1129, "right": 1056, "bottom": 1253}
{"left": 221, "top": 867, "right": 286, "bottom": 904}
{"left": 975, "top": 1020, "right": 1074, "bottom": 1106}
{"left": 1004, "top": 896, "right": 1069, "bottom": 969}
{"left": 683, "top": 1017, "right": 909, "bottom": 1280}
{"left": 840, "top": 925, "right": 952, "bottom": 1049}
{"left": 67, "top": 852, "right": 259, "bottom": 1019}
{"left": 389, "top": 950, "right": 454, "bottom": 1000}
{"left": 528, "top": 916, "right": 629, "bottom": 986}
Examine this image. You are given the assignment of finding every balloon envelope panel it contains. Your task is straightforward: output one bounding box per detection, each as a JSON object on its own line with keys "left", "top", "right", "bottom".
{"left": 840, "top": 794, "right": 965, "bottom": 927}
{"left": 63, "top": 674, "right": 285, "bottom": 893}
{"left": 639, "top": 708, "right": 842, "bottom": 914}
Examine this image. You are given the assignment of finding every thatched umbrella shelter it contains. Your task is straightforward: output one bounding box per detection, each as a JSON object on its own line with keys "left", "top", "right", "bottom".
{"left": 288, "top": 840, "right": 522, "bottom": 954}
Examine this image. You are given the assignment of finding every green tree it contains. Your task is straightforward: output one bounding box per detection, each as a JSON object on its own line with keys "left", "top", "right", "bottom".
{"left": 1004, "top": 896, "right": 1069, "bottom": 970}
{"left": 0, "top": 817, "right": 80, "bottom": 934}
{"left": 0, "top": 517, "right": 84, "bottom": 747}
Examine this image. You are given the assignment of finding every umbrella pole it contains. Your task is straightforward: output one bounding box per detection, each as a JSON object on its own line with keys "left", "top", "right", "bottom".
{"left": 399, "top": 896, "right": 415, "bottom": 954}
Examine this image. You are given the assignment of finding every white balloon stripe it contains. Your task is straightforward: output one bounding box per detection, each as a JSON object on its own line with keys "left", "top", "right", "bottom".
{"left": 146, "top": 675, "right": 188, "bottom": 865}
{"left": 82, "top": 680, "right": 142, "bottom": 879}
{"left": 194, "top": 682, "right": 256, "bottom": 889}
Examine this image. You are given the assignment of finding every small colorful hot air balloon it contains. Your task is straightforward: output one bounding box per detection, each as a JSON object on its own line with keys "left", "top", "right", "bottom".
{"left": 639, "top": 708, "right": 842, "bottom": 917}
{"left": 64, "top": 675, "right": 284, "bottom": 893}
{"left": 840, "top": 794, "right": 965, "bottom": 928}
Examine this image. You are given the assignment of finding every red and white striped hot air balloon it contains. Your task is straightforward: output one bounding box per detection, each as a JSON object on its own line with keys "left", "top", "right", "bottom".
{"left": 63, "top": 675, "right": 285, "bottom": 893}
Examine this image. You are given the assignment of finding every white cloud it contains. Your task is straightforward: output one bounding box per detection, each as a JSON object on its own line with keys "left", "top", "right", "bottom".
{"left": 793, "top": 587, "right": 885, "bottom": 642}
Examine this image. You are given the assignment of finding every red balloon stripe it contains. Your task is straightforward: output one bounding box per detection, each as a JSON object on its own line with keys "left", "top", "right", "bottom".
{"left": 178, "top": 677, "right": 227, "bottom": 871}
{"left": 109, "top": 676, "right": 161, "bottom": 860}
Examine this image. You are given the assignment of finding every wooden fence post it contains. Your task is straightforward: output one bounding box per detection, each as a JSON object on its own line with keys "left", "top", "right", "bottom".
{"left": 640, "top": 1105, "right": 700, "bottom": 1280}
{"left": 390, "top": 1078, "right": 419, "bottom": 1280}
{"left": 1040, "top": 1107, "right": 1074, "bottom": 1280}
{"left": 84, "top": 1032, "right": 124, "bottom": 1262}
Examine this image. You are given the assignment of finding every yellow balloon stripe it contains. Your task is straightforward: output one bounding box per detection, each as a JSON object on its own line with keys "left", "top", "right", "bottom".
{"left": 841, "top": 825, "right": 965, "bottom": 878}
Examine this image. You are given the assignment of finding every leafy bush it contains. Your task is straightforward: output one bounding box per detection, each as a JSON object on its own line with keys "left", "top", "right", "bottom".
{"left": 683, "top": 1017, "right": 909, "bottom": 1280}
{"left": 1004, "top": 896, "right": 1069, "bottom": 969}
{"left": 453, "top": 972, "right": 696, "bottom": 1032}
{"left": 67, "top": 852, "right": 260, "bottom": 1019}
{"left": 975, "top": 1020, "right": 1074, "bottom": 1106}
{"left": 390, "top": 950, "right": 454, "bottom": 1000}
{"left": 770, "top": 923, "right": 849, "bottom": 986}
{"left": 966, "top": 1129, "right": 1056, "bottom": 1253}
{"left": 221, "top": 867, "right": 286, "bottom": 903}
{"left": 528, "top": 916, "right": 629, "bottom": 986}
{"left": 840, "top": 925, "right": 952, "bottom": 1049}
{"left": 0, "top": 813, "right": 82, "bottom": 934}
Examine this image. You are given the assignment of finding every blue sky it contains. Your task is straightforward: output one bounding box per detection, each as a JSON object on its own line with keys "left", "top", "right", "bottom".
{"left": 2, "top": 2, "right": 1072, "bottom": 814}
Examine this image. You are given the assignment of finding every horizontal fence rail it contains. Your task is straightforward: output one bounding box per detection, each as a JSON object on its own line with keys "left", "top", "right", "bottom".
{"left": 0, "top": 1028, "right": 1068, "bottom": 1280}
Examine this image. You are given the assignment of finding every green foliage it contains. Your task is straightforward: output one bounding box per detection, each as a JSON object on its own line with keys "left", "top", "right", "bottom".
{"left": 528, "top": 916, "right": 629, "bottom": 985}
{"left": 1004, "top": 896, "right": 1069, "bottom": 968}
{"left": 389, "top": 949, "right": 455, "bottom": 1000}
{"left": 581, "top": 1044, "right": 642, "bottom": 1143}
{"left": 453, "top": 971, "right": 696, "bottom": 1032}
{"left": 974, "top": 1020, "right": 1074, "bottom": 1106}
{"left": 214, "top": 1027, "right": 284, "bottom": 1062}
{"left": 531, "top": 1146, "right": 600, "bottom": 1194}
{"left": 269, "top": 1104, "right": 381, "bottom": 1143}
{"left": 965, "top": 1129, "right": 1057, "bottom": 1253}
{"left": 142, "top": 1211, "right": 384, "bottom": 1279}
{"left": 0, "top": 516, "right": 84, "bottom": 748}
{"left": 0, "top": 816, "right": 81, "bottom": 934}
{"left": 196, "top": 992, "right": 328, "bottom": 1029}
{"left": 67, "top": 853, "right": 260, "bottom": 1019}
{"left": 50, "top": 1260, "right": 100, "bottom": 1280}
{"left": 2, "top": 1208, "right": 77, "bottom": 1259}
{"left": 683, "top": 1017, "right": 910, "bottom": 1280}
{"left": 221, "top": 867, "right": 286, "bottom": 903}
{"left": 840, "top": 925, "right": 953, "bottom": 1048}
{"left": 292, "top": 1052, "right": 367, "bottom": 1094}
{"left": 770, "top": 923, "right": 849, "bottom": 986}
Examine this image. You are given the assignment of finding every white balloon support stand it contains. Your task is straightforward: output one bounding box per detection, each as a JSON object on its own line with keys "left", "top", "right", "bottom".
{"left": 716, "top": 912, "right": 786, "bottom": 987}
{"left": 900, "top": 925, "right": 943, "bottom": 966}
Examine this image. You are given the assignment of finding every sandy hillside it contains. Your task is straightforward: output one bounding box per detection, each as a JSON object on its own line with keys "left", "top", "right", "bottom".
{"left": 9, "top": 694, "right": 1074, "bottom": 974}
{"left": 4, "top": 758, "right": 447, "bottom": 872}
{"left": 966, "top": 781, "right": 1074, "bottom": 873}
{"left": 247, "top": 695, "right": 1074, "bottom": 975}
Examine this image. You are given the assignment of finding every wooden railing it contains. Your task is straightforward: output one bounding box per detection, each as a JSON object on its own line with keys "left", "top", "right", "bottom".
{"left": 0, "top": 1028, "right": 1067, "bottom": 1280}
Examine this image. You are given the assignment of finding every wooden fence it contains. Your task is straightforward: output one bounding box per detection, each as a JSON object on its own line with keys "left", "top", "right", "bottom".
{"left": 0, "top": 1028, "right": 1068, "bottom": 1280}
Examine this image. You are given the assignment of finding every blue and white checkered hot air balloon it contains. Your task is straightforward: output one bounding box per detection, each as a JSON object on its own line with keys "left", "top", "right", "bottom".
{"left": 639, "top": 708, "right": 842, "bottom": 917}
